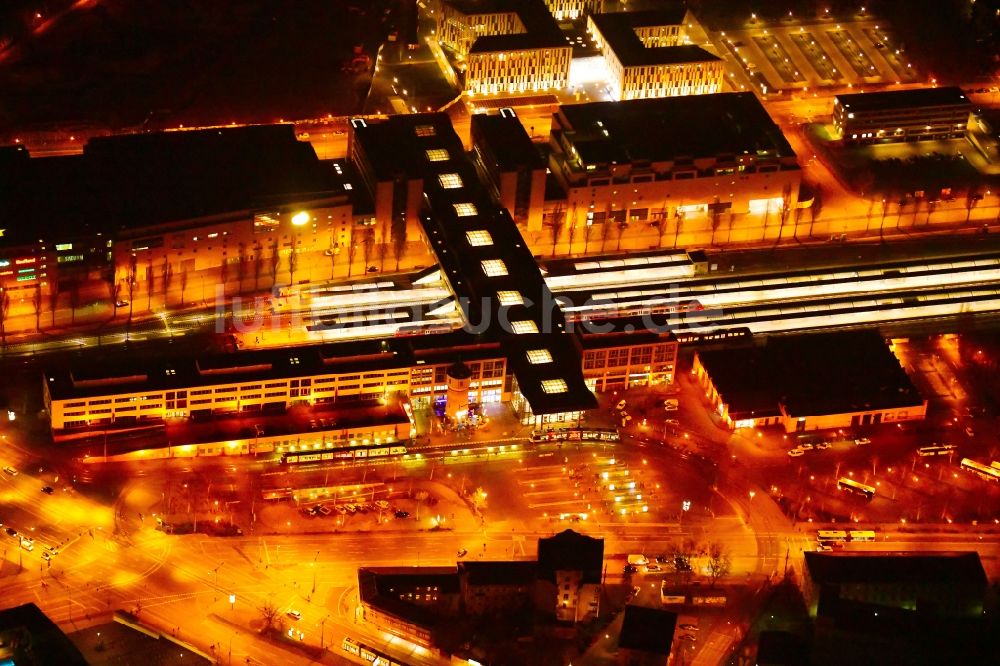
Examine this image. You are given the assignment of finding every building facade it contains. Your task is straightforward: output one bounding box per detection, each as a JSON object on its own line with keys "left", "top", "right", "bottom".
{"left": 588, "top": 11, "right": 723, "bottom": 102}
{"left": 833, "top": 87, "right": 972, "bottom": 145}
{"left": 45, "top": 330, "right": 677, "bottom": 432}
{"left": 543, "top": 0, "right": 604, "bottom": 21}
{"left": 435, "top": 1, "right": 572, "bottom": 96}
{"left": 545, "top": 95, "right": 802, "bottom": 245}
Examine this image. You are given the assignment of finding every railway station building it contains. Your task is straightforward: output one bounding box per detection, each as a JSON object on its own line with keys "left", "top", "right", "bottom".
{"left": 587, "top": 9, "right": 723, "bottom": 101}
{"left": 692, "top": 330, "right": 926, "bottom": 432}
{"left": 832, "top": 86, "right": 972, "bottom": 145}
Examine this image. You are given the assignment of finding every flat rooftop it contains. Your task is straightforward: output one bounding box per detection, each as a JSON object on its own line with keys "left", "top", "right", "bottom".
{"left": 471, "top": 111, "right": 545, "bottom": 171}
{"left": 555, "top": 93, "right": 796, "bottom": 165}
{"left": 804, "top": 552, "right": 986, "bottom": 587}
{"left": 697, "top": 330, "right": 923, "bottom": 417}
{"left": 589, "top": 10, "right": 719, "bottom": 67}
{"left": 0, "top": 124, "right": 342, "bottom": 248}
{"left": 45, "top": 330, "right": 505, "bottom": 401}
{"left": 834, "top": 86, "right": 971, "bottom": 114}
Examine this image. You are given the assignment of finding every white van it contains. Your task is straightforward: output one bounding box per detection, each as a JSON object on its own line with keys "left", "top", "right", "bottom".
{"left": 20, "top": 538, "right": 34, "bottom": 552}
{"left": 627, "top": 554, "right": 649, "bottom": 569}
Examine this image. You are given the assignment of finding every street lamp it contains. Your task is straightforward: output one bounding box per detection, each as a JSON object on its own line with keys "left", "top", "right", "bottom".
{"left": 229, "top": 593, "right": 236, "bottom": 610}
{"left": 748, "top": 490, "right": 756, "bottom": 518}
{"left": 291, "top": 211, "right": 310, "bottom": 226}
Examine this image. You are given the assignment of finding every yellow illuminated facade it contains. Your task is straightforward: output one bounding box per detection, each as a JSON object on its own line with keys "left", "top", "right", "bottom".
{"left": 46, "top": 336, "right": 676, "bottom": 432}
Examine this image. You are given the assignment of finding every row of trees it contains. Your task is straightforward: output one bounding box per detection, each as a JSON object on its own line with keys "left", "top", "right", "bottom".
{"left": 651, "top": 538, "right": 732, "bottom": 588}
{"left": 543, "top": 188, "right": 797, "bottom": 255}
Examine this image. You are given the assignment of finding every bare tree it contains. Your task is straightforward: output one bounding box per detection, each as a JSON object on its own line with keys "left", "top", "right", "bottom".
{"left": 583, "top": 222, "right": 594, "bottom": 254}
{"left": 548, "top": 203, "right": 565, "bottom": 257}
{"left": 347, "top": 230, "right": 359, "bottom": 278}
{"left": 599, "top": 218, "right": 612, "bottom": 253}
{"left": 362, "top": 228, "right": 376, "bottom": 271}
{"left": 269, "top": 239, "right": 281, "bottom": 288}
{"left": 253, "top": 244, "right": 263, "bottom": 290}
{"left": 178, "top": 264, "right": 188, "bottom": 306}
{"left": 145, "top": 264, "right": 153, "bottom": 311}
{"left": 392, "top": 227, "right": 406, "bottom": 272}
{"left": 161, "top": 259, "right": 173, "bottom": 303}
{"left": 288, "top": 248, "right": 297, "bottom": 285}
{"left": 258, "top": 598, "right": 281, "bottom": 633}
{"left": 32, "top": 283, "right": 42, "bottom": 333}
{"left": 710, "top": 198, "right": 723, "bottom": 246}
{"left": 654, "top": 209, "right": 668, "bottom": 248}
{"left": 236, "top": 243, "right": 247, "bottom": 294}
{"left": 49, "top": 283, "right": 59, "bottom": 327}
{"left": 673, "top": 211, "right": 684, "bottom": 248}
{"left": 378, "top": 237, "right": 389, "bottom": 272}
{"left": 126, "top": 256, "right": 137, "bottom": 331}
{"left": 706, "top": 541, "right": 731, "bottom": 587}
{"left": 69, "top": 281, "right": 81, "bottom": 325}
{"left": 328, "top": 234, "right": 340, "bottom": 279}
{"left": 614, "top": 218, "right": 628, "bottom": 251}
{"left": 0, "top": 288, "right": 9, "bottom": 347}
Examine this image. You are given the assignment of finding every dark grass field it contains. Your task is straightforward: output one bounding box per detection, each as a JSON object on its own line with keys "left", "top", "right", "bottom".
{"left": 0, "top": 0, "right": 394, "bottom": 132}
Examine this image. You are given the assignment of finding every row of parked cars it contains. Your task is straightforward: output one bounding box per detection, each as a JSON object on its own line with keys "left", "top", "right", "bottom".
{"left": 788, "top": 438, "right": 870, "bottom": 457}
{"left": 301, "top": 500, "right": 409, "bottom": 518}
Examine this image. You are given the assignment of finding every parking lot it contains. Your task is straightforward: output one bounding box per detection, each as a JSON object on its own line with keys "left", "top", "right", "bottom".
{"left": 713, "top": 16, "right": 923, "bottom": 93}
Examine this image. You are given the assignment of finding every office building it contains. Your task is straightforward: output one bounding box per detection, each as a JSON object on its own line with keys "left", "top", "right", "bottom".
{"left": 546, "top": 94, "right": 801, "bottom": 243}
{"left": 832, "top": 87, "right": 972, "bottom": 145}
{"left": 436, "top": 0, "right": 572, "bottom": 96}
{"left": 588, "top": 9, "right": 723, "bottom": 101}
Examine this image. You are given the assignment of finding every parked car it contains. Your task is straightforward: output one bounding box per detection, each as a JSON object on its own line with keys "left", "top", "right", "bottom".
{"left": 815, "top": 442, "right": 832, "bottom": 450}
{"left": 787, "top": 448, "right": 805, "bottom": 457}
{"left": 664, "top": 419, "right": 680, "bottom": 426}
{"left": 394, "top": 510, "right": 410, "bottom": 519}
{"left": 374, "top": 500, "right": 390, "bottom": 510}
{"left": 41, "top": 486, "right": 54, "bottom": 495}
{"left": 799, "top": 442, "right": 815, "bottom": 451}
{"left": 616, "top": 400, "right": 627, "bottom": 410}
{"left": 816, "top": 543, "right": 834, "bottom": 552}
{"left": 286, "top": 610, "right": 301, "bottom": 620}
{"left": 457, "top": 548, "right": 468, "bottom": 558}
{"left": 663, "top": 399, "right": 679, "bottom": 411}
{"left": 965, "top": 426, "right": 975, "bottom": 437}
{"left": 318, "top": 505, "right": 332, "bottom": 516}
{"left": 854, "top": 438, "right": 871, "bottom": 446}
{"left": 5, "top": 527, "right": 17, "bottom": 538}
{"left": 623, "top": 564, "right": 638, "bottom": 574}
{"left": 645, "top": 563, "right": 661, "bottom": 572}
{"left": 2, "top": 466, "right": 17, "bottom": 476}
{"left": 678, "top": 634, "right": 697, "bottom": 643}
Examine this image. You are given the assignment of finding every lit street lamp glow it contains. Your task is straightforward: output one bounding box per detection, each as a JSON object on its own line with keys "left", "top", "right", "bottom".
{"left": 291, "top": 211, "right": 310, "bottom": 226}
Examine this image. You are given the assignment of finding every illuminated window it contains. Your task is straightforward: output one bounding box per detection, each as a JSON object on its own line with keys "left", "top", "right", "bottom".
{"left": 425, "top": 149, "right": 450, "bottom": 162}
{"left": 511, "top": 320, "right": 538, "bottom": 334}
{"left": 541, "top": 379, "right": 568, "bottom": 394}
{"left": 481, "top": 259, "right": 507, "bottom": 277}
{"left": 497, "top": 290, "right": 523, "bottom": 306}
{"left": 454, "top": 203, "right": 478, "bottom": 217}
{"left": 415, "top": 125, "right": 436, "bottom": 137}
{"left": 526, "top": 349, "right": 553, "bottom": 364}
{"left": 438, "top": 173, "right": 463, "bottom": 189}
{"left": 466, "top": 230, "right": 493, "bottom": 247}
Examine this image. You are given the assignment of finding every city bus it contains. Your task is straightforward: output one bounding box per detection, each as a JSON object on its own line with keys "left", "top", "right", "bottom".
{"left": 838, "top": 477, "right": 876, "bottom": 500}
{"left": 959, "top": 458, "right": 1000, "bottom": 482}
{"left": 816, "top": 530, "right": 849, "bottom": 542}
{"left": 917, "top": 444, "right": 957, "bottom": 457}
{"left": 849, "top": 530, "right": 877, "bottom": 542}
